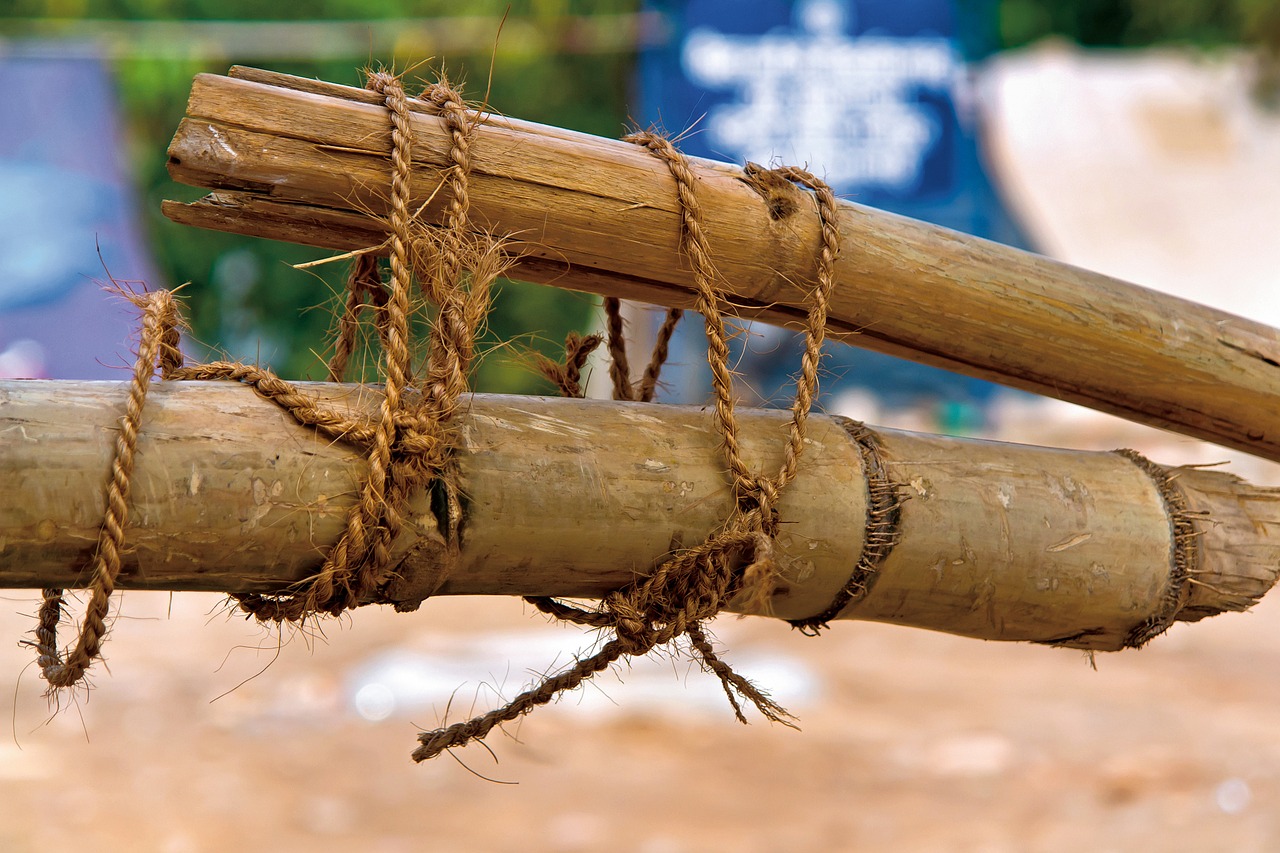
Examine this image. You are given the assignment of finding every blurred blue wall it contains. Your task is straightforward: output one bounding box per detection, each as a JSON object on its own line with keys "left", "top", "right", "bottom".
{"left": 0, "top": 51, "right": 164, "bottom": 379}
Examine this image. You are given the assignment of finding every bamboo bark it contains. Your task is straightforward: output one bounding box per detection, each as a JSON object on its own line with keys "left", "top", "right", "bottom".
{"left": 4, "top": 379, "right": 1277, "bottom": 652}
{"left": 162, "top": 67, "right": 1280, "bottom": 462}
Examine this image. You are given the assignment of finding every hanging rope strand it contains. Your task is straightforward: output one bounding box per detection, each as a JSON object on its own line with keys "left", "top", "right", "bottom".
{"left": 32, "top": 288, "right": 184, "bottom": 689}
{"left": 418, "top": 138, "right": 838, "bottom": 761}
{"left": 767, "top": 167, "right": 840, "bottom": 491}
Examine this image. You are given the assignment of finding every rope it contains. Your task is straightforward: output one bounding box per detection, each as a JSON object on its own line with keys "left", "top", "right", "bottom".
{"left": 411, "top": 134, "right": 843, "bottom": 762}
{"left": 32, "top": 288, "right": 185, "bottom": 688}
{"left": 33, "top": 76, "right": 845, "bottom": 765}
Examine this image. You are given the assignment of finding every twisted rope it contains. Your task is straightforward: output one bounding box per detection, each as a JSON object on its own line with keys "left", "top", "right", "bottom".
{"left": 34, "top": 79, "right": 843, "bottom": 766}
{"left": 412, "top": 135, "right": 842, "bottom": 761}
{"left": 32, "top": 288, "right": 185, "bottom": 688}
{"left": 225, "top": 71, "right": 436, "bottom": 622}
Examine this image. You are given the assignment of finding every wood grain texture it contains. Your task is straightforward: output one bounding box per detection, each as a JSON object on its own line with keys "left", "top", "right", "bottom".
{"left": 5, "top": 380, "right": 1277, "bottom": 651}
{"left": 163, "top": 68, "right": 1280, "bottom": 462}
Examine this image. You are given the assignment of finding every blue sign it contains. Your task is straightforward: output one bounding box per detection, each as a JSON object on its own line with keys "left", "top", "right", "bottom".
{"left": 0, "top": 53, "right": 162, "bottom": 379}
{"left": 679, "top": 0, "right": 957, "bottom": 199}
{"left": 638, "top": 0, "right": 1028, "bottom": 420}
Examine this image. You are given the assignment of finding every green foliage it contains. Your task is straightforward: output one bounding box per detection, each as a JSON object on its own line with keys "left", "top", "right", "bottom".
{"left": 2, "top": 1, "right": 637, "bottom": 390}
{"left": 0, "top": 0, "right": 636, "bottom": 21}
{"left": 999, "top": 0, "right": 1278, "bottom": 52}
{"left": 9, "top": 1, "right": 1276, "bottom": 388}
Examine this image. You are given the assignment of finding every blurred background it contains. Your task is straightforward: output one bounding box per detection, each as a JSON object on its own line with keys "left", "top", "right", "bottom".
{"left": 2, "top": 2, "right": 1280, "bottom": 851}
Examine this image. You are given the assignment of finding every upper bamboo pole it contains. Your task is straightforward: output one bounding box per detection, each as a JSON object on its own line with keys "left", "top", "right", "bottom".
{"left": 162, "top": 67, "right": 1280, "bottom": 462}
{"left": 4, "top": 379, "right": 1278, "bottom": 652}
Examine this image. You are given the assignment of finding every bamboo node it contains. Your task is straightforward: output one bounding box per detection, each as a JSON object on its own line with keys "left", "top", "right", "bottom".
{"left": 789, "top": 420, "right": 903, "bottom": 634}
{"left": 1113, "top": 448, "right": 1201, "bottom": 648}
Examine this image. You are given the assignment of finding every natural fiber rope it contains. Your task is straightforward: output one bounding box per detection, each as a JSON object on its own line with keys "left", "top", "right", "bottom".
{"left": 223, "top": 71, "right": 453, "bottom": 623}
{"left": 31, "top": 288, "right": 185, "bottom": 688}
{"left": 327, "top": 253, "right": 387, "bottom": 383}
{"left": 602, "top": 297, "right": 684, "bottom": 403}
{"left": 1114, "top": 448, "right": 1201, "bottom": 648}
{"left": 411, "top": 134, "right": 843, "bottom": 761}
{"left": 33, "top": 76, "right": 844, "bottom": 764}
{"left": 789, "top": 420, "right": 902, "bottom": 633}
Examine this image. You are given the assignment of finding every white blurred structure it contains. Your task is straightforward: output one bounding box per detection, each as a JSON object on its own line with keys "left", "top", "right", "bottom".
{"left": 976, "top": 42, "right": 1280, "bottom": 482}
{"left": 981, "top": 41, "right": 1280, "bottom": 327}
{"left": 0, "top": 339, "right": 45, "bottom": 378}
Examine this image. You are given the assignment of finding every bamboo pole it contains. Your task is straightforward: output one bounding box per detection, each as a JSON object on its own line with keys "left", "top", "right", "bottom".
{"left": 4, "top": 380, "right": 1277, "bottom": 652}
{"left": 162, "top": 67, "right": 1280, "bottom": 463}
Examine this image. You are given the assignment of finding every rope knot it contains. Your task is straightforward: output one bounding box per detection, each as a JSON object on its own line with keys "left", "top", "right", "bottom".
{"left": 606, "top": 593, "right": 657, "bottom": 656}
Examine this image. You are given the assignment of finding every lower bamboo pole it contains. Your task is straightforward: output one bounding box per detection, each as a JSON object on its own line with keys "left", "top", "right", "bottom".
{"left": 3, "top": 380, "right": 1277, "bottom": 651}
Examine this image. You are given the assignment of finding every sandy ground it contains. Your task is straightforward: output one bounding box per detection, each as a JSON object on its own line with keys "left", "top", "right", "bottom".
{"left": 3, "top": 566, "right": 1279, "bottom": 853}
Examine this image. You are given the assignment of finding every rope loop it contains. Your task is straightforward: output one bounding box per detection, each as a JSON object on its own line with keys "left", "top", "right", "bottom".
{"left": 30, "top": 287, "right": 185, "bottom": 688}
{"left": 414, "top": 142, "right": 842, "bottom": 761}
